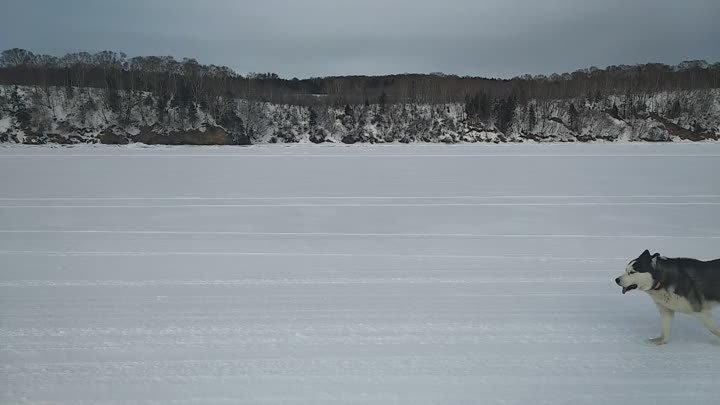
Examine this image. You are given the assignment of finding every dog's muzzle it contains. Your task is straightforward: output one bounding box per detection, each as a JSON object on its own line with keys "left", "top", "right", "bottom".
{"left": 615, "top": 277, "right": 637, "bottom": 294}
{"left": 621, "top": 285, "right": 637, "bottom": 294}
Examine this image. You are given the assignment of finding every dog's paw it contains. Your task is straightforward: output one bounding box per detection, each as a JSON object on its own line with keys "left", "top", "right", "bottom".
{"left": 647, "top": 337, "right": 668, "bottom": 345}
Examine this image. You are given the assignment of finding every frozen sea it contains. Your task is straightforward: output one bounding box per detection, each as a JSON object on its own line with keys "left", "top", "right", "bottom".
{"left": 1, "top": 143, "right": 720, "bottom": 404}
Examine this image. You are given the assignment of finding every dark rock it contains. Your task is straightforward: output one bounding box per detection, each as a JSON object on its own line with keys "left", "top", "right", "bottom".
{"left": 648, "top": 113, "right": 716, "bottom": 141}
{"left": 99, "top": 130, "right": 129, "bottom": 145}
{"left": 309, "top": 133, "right": 326, "bottom": 144}
{"left": 130, "top": 125, "right": 231, "bottom": 145}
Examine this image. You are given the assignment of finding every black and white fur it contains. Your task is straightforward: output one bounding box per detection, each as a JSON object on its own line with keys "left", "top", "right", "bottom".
{"left": 615, "top": 249, "right": 720, "bottom": 345}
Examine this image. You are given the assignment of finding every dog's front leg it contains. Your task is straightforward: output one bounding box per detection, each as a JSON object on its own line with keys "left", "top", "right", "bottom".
{"left": 693, "top": 312, "right": 720, "bottom": 339}
{"left": 649, "top": 305, "right": 674, "bottom": 345}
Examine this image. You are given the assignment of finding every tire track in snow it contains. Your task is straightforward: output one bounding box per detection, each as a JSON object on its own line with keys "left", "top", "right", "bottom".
{"left": 0, "top": 277, "right": 611, "bottom": 287}
{"left": 1, "top": 194, "right": 719, "bottom": 200}
{"left": 3, "top": 202, "right": 720, "bottom": 208}
{"left": 0, "top": 250, "right": 629, "bottom": 260}
{"left": 1, "top": 230, "right": 718, "bottom": 239}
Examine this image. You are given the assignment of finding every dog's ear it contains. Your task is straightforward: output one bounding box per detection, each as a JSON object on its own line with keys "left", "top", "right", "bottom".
{"left": 640, "top": 249, "right": 651, "bottom": 260}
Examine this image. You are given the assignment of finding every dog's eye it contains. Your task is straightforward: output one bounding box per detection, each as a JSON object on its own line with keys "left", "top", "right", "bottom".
{"left": 628, "top": 270, "right": 636, "bottom": 275}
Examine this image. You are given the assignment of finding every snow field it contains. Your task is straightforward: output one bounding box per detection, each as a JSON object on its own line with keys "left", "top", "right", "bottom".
{"left": 1, "top": 144, "right": 720, "bottom": 404}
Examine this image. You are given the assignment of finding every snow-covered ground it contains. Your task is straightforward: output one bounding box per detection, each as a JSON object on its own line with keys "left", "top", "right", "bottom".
{"left": 1, "top": 143, "right": 720, "bottom": 404}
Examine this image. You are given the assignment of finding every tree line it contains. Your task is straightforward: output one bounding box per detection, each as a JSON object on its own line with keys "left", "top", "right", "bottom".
{"left": 1, "top": 48, "right": 718, "bottom": 112}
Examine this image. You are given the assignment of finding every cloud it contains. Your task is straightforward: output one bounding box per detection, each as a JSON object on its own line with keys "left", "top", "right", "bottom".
{"left": 1, "top": 0, "right": 718, "bottom": 78}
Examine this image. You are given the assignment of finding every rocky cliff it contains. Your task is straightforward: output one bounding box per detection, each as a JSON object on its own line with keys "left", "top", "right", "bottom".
{"left": 1, "top": 86, "right": 718, "bottom": 145}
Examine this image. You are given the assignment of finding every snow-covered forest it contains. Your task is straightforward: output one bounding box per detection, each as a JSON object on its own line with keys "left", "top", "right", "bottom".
{"left": 1, "top": 48, "right": 719, "bottom": 144}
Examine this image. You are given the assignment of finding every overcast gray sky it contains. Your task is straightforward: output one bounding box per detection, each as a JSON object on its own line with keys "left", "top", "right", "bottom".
{"left": 1, "top": 0, "right": 718, "bottom": 78}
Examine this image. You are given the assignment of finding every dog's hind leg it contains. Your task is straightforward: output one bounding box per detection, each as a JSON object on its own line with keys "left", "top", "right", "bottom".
{"left": 649, "top": 305, "right": 674, "bottom": 345}
{"left": 693, "top": 312, "right": 720, "bottom": 339}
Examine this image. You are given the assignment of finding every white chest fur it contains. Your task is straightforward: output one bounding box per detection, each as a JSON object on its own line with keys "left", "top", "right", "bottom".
{"left": 647, "top": 288, "right": 695, "bottom": 314}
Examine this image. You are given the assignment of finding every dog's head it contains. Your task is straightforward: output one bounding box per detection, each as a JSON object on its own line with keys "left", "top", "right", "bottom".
{"left": 615, "top": 249, "right": 658, "bottom": 294}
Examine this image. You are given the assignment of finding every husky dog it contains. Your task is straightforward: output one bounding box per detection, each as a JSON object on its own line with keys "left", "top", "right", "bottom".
{"left": 615, "top": 249, "right": 720, "bottom": 345}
